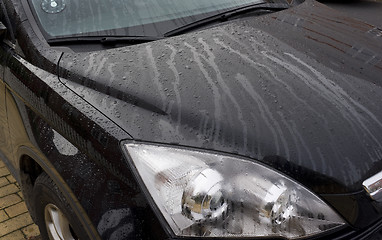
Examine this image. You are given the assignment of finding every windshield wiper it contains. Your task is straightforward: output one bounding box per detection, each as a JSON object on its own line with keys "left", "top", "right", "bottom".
{"left": 164, "top": 2, "right": 290, "bottom": 37}
{"left": 47, "top": 35, "right": 163, "bottom": 45}
{"left": 47, "top": 2, "right": 289, "bottom": 44}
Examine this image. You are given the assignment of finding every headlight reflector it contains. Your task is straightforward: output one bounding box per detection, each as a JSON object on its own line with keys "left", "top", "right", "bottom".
{"left": 123, "top": 143, "right": 346, "bottom": 239}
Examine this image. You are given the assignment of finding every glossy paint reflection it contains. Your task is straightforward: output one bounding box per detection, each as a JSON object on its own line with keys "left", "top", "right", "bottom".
{"left": 59, "top": 1, "right": 382, "bottom": 195}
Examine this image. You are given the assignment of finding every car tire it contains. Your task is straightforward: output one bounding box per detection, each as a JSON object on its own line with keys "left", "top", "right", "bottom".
{"left": 33, "top": 172, "right": 89, "bottom": 240}
{"left": 20, "top": 172, "right": 36, "bottom": 222}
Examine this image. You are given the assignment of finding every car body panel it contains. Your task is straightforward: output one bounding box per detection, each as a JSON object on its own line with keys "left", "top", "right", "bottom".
{"left": 1, "top": 0, "right": 382, "bottom": 238}
{"left": 0, "top": 0, "right": 168, "bottom": 238}
{"left": 58, "top": 0, "right": 382, "bottom": 195}
{"left": 2, "top": 41, "right": 167, "bottom": 239}
{"left": 0, "top": 49, "right": 11, "bottom": 169}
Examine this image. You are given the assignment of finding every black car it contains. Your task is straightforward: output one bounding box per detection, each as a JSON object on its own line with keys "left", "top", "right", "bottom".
{"left": 1, "top": 0, "right": 382, "bottom": 239}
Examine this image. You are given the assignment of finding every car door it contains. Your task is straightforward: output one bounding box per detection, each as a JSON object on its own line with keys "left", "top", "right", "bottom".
{"left": 0, "top": 20, "right": 14, "bottom": 167}
{"left": 0, "top": 54, "right": 7, "bottom": 153}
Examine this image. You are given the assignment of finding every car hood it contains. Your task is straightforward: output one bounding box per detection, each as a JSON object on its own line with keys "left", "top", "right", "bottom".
{"left": 58, "top": 0, "right": 382, "bottom": 194}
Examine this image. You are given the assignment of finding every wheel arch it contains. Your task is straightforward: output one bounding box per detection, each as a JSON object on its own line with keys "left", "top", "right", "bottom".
{"left": 17, "top": 146, "right": 101, "bottom": 240}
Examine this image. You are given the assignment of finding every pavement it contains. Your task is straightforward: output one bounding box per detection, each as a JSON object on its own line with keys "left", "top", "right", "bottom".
{"left": 0, "top": 160, "right": 41, "bottom": 240}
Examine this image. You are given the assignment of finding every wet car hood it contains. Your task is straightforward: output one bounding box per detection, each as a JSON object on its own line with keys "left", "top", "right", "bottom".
{"left": 58, "top": 0, "right": 382, "bottom": 194}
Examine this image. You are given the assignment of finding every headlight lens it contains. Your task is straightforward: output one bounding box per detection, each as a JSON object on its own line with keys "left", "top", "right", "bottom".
{"left": 123, "top": 143, "right": 346, "bottom": 239}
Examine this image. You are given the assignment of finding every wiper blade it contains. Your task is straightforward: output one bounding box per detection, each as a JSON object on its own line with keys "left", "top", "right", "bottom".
{"left": 164, "top": 2, "right": 290, "bottom": 37}
{"left": 48, "top": 35, "right": 163, "bottom": 45}
{"left": 99, "top": 36, "right": 163, "bottom": 44}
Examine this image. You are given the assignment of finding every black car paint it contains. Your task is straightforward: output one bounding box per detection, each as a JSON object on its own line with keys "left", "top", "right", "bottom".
{"left": 0, "top": 0, "right": 164, "bottom": 239}
{"left": 58, "top": 0, "right": 382, "bottom": 230}
{"left": 1, "top": 0, "right": 382, "bottom": 239}
{"left": 58, "top": 0, "right": 382, "bottom": 194}
{"left": 60, "top": 0, "right": 382, "bottom": 193}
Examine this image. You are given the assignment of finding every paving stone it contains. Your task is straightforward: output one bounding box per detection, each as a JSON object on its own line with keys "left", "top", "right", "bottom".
{"left": 0, "top": 184, "right": 19, "bottom": 198}
{"left": 0, "top": 213, "right": 33, "bottom": 237}
{"left": 0, "top": 194, "right": 22, "bottom": 209}
{"left": 22, "top": 224, "right": 40, "bottom": 239}
{"left": 0, "top": 159, "right": 41, "bottom": 239}
{"left": 5, "top": 202, "right": 28, "bottom": 218}
{"left": 17, "top": 192, "right": 24, "bottom": 199}
{"left": 6, "top": 175, "right": 16, "bottom": 184}
{"left": 27, "top": 236, "right": 42, "bottom": 240}
{"left": 0, "top": 168, "right": 9, "bottom": 178}
{"left": 0, "top": 210, "right": 8, "bottom": 223}
{"left": 0, "top": 178, "right": 8, "bottom": 188}
{"left": 0, "top": 230, "right": 25, "bottom": 240}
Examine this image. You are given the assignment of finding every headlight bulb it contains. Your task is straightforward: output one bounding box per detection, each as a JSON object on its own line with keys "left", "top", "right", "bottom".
{"left": 182, "top": 169, "right": 228, "bottom": 222}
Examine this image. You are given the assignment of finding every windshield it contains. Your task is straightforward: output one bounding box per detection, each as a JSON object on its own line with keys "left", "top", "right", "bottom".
{"left": 30, "top": 0, "right": 287, "bottom": 39}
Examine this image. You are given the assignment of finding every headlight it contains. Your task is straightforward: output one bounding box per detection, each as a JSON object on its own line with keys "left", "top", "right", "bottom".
{"left": 123, "top": 143, "right": 346, "bottom": 239}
